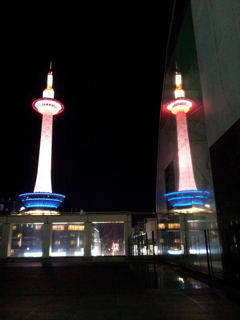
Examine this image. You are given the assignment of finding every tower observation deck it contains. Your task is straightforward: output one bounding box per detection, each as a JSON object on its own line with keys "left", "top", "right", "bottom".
{"left": 19, "top": 64, "right": 65, "bottom": 213}
{"left": 164, "top": 72, "right": 208, "bottom": 210}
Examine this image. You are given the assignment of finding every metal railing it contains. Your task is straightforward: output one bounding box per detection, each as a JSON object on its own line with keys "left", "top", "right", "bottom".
{"left": 129, "top": 228, "right": 223, "bottom": 287}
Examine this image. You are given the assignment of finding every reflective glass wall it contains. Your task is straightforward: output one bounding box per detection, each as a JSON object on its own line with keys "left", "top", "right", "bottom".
{"left": 11, "top": 223, "right": 43, "bottom": 257}
{"left": 131, "top": 232, "right": 158, "bottom": 256}
{"left": 154, "top": 1, "right": 222, "bottom": 278}
{"left": 51, "top": 223, "right": 84, "bottom": 257}
{"left": 0, "top": 213, "right": 131, "bottom": 259}
{"left": 0, "top": 224, "right": 2, "bottom": 253}
{"left": 91, "top": 222, "right": 124, "bottom": 256}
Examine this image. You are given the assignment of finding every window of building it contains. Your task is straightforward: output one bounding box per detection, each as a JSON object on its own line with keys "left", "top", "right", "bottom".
{"left": 52, "top": 225, "right": 64, "bottom": 231}
{"left": 91, "top": 222, "right": 124, "bottom": 256}
{"left": 68, "top": 225, "right": 84, "bottom": 231}
{"left": 10, "top": 223, "right": 43, "bottom": 257}
{"left": 168, "top": 223, "right": 180, "bottom": 229}
{"left": 51, "top": 223, "right": 84, "bottom": 257}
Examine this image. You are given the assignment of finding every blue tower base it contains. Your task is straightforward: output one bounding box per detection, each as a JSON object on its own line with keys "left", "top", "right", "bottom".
{"left": 19, "top": 192, "right": 65, "bottom": 211}
{"left": 164, "top": 190, "right": 209, "bottom": 209}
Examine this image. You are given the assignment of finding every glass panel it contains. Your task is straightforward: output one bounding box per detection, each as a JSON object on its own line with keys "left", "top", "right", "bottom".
{"left": 189, "top": 229, "right": 206, "bottom": 255}
{"left": 91, "top": 222, "right": 124, "bottom": 256}
{"left": 208, "top": 229, "right": 222, "bottom": 274}
{"left": 11, "top": 223, "right": 43, "bottom": 257}
{"left": 131, "top": 236, "right": 139, "bottom": 256}
{"left": 181, "top": 228, "right": 223, "bottom": 275}
{"left": 51, "top": 223, "right": 84, "bottom": 257}
{"left": 0, "top": 224, "right": 2, "bottom": 253}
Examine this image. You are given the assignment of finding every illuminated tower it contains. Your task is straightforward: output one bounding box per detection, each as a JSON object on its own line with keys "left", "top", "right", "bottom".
{"left": 19, "top": 64, "right": 65, "bottom": 214}
{"left": 165, "top": 72, "right": 208, "bottom": 210}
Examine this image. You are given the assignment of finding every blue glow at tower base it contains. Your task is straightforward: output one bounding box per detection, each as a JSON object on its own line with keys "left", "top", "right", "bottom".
{"left": 164, "top": 190, "right": 209, "bottom": 208}
{"left": 19, "top": 192, "right": 65, "bottom": 210}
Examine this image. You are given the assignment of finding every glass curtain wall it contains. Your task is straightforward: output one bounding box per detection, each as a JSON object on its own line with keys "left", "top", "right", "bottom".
{"left": 154, "top": 1, "right": 223, "bottom": 278}
{"left": 0, "top": 224, "right": 2, "bottom": 254}
{"left": 130, "top": 233, "right": 157, "bottom": 256}
{"left": 11, "top": 223, "right": 43, "bottom": 257}
{"left": 91, "top": 222, "right": 124, "bottom": 256}
{"left": 51, "top": 223, "right": 84, "bottom": 256}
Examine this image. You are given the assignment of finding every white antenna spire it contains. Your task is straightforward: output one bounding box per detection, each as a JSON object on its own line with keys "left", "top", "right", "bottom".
{"left": 43, "top": 61, "right": 54, "bottom": 99}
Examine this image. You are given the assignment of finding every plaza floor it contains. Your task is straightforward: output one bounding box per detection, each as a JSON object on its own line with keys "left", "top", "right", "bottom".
{"left": 0, "top": 261, "right": 240, "bottom": 320}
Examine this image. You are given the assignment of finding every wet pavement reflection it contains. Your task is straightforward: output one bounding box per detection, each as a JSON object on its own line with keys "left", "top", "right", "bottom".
{"left": 131, "top": 262, "right": 210, "bottom": 290}
{"left": 1, "top": 262, "right": 240, "bottom": 319}
{"left": 157, "top": 265, "right": 208, "bottom": 290}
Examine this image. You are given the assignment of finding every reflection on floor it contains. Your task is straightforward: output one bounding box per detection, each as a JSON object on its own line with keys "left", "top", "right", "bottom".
{"left": 131, "top": 262, "right": 210, "bottom": 290}
{"left": 157, "top": 266, "right": 208, "bottom": 290}
{"left": 1, "top": 262, "right": 240, "bottom": 320}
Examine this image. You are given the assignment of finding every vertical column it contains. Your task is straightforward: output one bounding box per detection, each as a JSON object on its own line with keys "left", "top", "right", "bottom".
{"left": 42, "top": 222, "right": 52, "bottom": 259}
{"left": 0, "top": 223, "right": 12, "bottom": 259}
{"left": 179, "top": 213, "right": 189, "bottom": 254}
{"left": 124, "top": 217, "right": 132, "bottom": 256}
{"left": 84, "top": 222, "right": 92, "bottom": 258}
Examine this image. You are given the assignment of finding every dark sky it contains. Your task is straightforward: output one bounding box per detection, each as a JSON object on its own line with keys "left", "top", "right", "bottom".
{"left": 1, "top": 4, "right": 174, "bottom": 212}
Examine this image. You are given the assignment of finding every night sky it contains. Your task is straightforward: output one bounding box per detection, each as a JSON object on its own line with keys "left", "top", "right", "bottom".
{"left": 1, "top": 4, "right": 174, "bottom": 212}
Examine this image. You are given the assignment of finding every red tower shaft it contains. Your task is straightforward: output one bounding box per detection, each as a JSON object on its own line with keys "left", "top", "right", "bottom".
{"left": 175, "top": 109, "right": 197, "bottom": 191}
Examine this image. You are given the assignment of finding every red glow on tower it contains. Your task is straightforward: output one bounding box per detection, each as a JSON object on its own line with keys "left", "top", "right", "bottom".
{"left": 166, "top": 72, "right": 197, "bottom": 192}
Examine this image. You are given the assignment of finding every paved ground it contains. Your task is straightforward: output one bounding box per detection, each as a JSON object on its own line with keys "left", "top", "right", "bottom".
{"left": 0, "top": 262, "right": 240, "bottom": 319}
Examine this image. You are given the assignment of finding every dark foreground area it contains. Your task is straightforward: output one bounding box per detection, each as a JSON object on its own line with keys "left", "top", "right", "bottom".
{"left": 0, "top": 262, "right": 240, "bottom": 320}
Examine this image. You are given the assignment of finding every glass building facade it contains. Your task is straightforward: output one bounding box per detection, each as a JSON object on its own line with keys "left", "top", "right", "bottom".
{"left": 0, "top": 224, "right": 2, "bottom": 254}
{"left": 51, "top": 223, "right": 85, "bottom": 257}
{"left": 11, "top": 223, "right": 43, "bottom": 257}
{"left": 92, "top": 222, "right": 124, "bottom": 256}
{"left": 157, "top": 0, "right": 240, "bottom": 289}
{"left": 0, "top": 213, "right": 131, "bottom": 260}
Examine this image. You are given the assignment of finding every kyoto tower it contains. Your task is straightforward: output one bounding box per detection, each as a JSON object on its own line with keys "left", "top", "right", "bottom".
{"left": 165, "top": 71, "right": 208, "bottom": 210}
{"left": 19, "top": 63, "right": 65, "bottom": 214}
